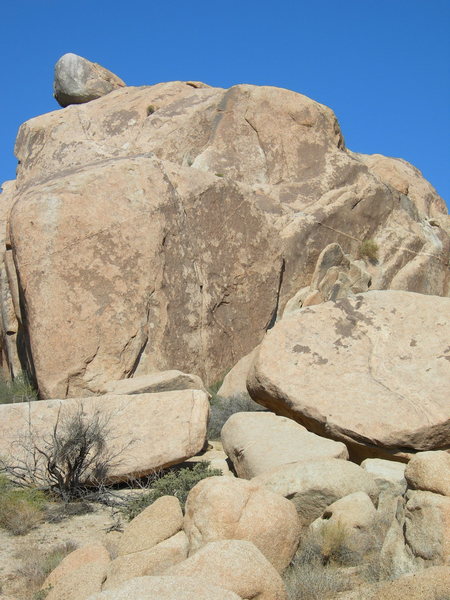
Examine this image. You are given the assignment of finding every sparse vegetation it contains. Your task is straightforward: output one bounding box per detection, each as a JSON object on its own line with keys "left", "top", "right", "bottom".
{"left": 122, "top": 461, "right": 222, "bottom": 520}
{"left": 0, "top": 473, "right": 46, "bottom": 535}
{"left": 146, "top": 104, "right": 156, "bottom": 115}
{"left": 358, "top": 239, "right": 379, "bottom": 263}
{"left": 1, "top": 403, "right": 127, "bottom": 502}
{"left": 215, "top": 172, "right": 224, "bottom": 177}
{"left": 208, "top": 392, "right": 267, "bottom": 440}
{"left": 17, "top": 541, "right": 77, "bottom": 597}
{"left": 0, "top": 371, "right": 38, "bottom": 404}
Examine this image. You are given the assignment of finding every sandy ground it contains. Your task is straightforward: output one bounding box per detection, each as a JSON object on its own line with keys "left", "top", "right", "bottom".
{"left": 0, "top": 502, "right": 119, "bottom": 599}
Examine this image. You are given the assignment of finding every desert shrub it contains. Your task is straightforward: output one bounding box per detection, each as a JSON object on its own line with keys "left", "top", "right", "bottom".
{"left": 0, "top": 474, "right": 47, "bottom": 535}
{"left": 284, "top": 558, "right": 350, "bottom": 600}
{"left": 1, "top": 403, "right": 127, "bottom": 502}
{"left": 358, "top": 239, "right": 379, "bottom": 263}
{"left": 0, "top": 371, "right": 38, "bottom": 404}
{"left": 208, "top": 392, "right": 266, "bottom": 440}
{"left": 122, "top": 461, "right": 222, "bottom": 520}
{"left": 17, "top": 540, "right": 77, "bottom": 595}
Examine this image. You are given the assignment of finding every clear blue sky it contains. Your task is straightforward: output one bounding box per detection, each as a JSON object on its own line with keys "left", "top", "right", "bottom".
{"left": 1, "top": 0, "right": 449, "bottom": 207}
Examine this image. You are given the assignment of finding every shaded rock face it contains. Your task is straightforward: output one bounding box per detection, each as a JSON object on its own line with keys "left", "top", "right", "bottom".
{"left": 247, "top": 290, "right": 450, "bottom": 461}
{"left": 2, "top": 81, "right": 449, "bottom": 397}
{"left": 54, "top": 53, "right": 125, "bottom": 107}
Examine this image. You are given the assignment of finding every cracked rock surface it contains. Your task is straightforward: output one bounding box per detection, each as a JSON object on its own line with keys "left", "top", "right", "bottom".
{"left": 1, "top": 81, "right": 448, "bottom": 397}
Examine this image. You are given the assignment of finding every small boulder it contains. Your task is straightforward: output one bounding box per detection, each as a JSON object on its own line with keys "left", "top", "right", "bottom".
{"left": 44, "top": 562, "right": 107, "bottom": 600}
{"left": 183, "top": 476, "right": 301, "bottom": 572}
{"left": 361, "top": 458, "right": 407, "bottom": 495}
{"left": 253, "top": 458, "right": 379, "bottom": 524}
{"left": 117, "top": 496, "right": 183, "bottom": 556}
{"left": 405, "top": 450, "right": 450, "bottom": 496}
{"left": 308, "top": 492, "right": 378, "bottom": 565}
{"left": 216, "top": 347, "right": 259, "bottom": 403}
{"left": 103, "top": 531, "right": 189, "bottom": 590}
{"left": 167, "top": 539, "right": 287, "bottom": 600}
{"left": 221, "top": 412, "right": 348, "bottom": 478}
{"left": 404, "top": 490, "right": 450, "bottom": 565}
{"left": 54, "top": 53, "right": 125, "bottom": 107}
{"left": 42, "top": 543, "right": 110, "bottom": 590}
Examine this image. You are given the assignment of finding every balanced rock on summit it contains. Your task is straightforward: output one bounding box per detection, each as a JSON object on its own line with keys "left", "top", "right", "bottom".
{"left": 54, "top": 53, "right": 125, "bottom": 107}
{"left": 247, "top": 290, "right": 450, "bottom": 461}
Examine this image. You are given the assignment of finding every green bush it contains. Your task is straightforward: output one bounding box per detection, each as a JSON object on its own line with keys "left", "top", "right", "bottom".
{"left": 0, "top": 371, "right": 38, "bottom": 404}
{"left": 208, "top": 393, "right": 266, "bottom": 441}
{"left": 122, "top": 461, "right": 222, "bottom": 520}
{"left": 0, "top": 474, "right": 47, "bottom": 535}
{"left": 358, "top": 239, "right": 379, "bottom": 263}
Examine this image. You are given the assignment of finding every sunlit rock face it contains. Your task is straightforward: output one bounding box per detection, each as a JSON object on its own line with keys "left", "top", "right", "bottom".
{"left": 1, "top": 73, "right": 448, "bottom": 398}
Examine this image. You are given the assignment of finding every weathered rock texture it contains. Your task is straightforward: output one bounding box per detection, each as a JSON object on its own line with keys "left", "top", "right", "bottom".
{"left": 247, "top": 290, "right": 450, "bottom": 460}
{"left": 1, "top": 80, "right": 448, "bottom": 397}
{"left": 0, "top": 391, "right": 209, "bottom": 481}
{"left": 253, "top": 458, "right": 379, "bottom": 523}
{"left": 167, "top": 540, "right": 287, "bottom": 600}
{"left": 183, "top": 476, "right": 301, "bottom": 572}
{"left": 54, "top": 53, "right": 125, "bottom": 107}
{"left": 221, "top": 412, "right": 348, "bottom": 478}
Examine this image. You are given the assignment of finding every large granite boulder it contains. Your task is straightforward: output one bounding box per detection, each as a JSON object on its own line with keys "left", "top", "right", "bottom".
{"left": 2, "top": 80, "right": 448, "bottom": 397}
{"left": 247, "top": 290, "right": 450, "bottom": 461}
{"left": 54, "top": 53, "right": 125, "bottom": 107}
{"left": 0, "top": 390, "right": 209, "bottom": 482}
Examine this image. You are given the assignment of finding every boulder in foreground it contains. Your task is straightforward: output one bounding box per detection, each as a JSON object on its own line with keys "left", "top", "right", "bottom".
{"left": 0, "top": 390, "right": 209, "bottom": 482}
{"left": 248, "top": 290, "right": 450, "bottom": 461}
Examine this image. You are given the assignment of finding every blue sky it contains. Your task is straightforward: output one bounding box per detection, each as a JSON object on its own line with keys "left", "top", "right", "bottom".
{"left": 1, "top": 0, "right": 449, "bottom": 206}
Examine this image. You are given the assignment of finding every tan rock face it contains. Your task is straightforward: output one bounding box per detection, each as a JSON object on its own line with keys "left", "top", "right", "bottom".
{"left": 167, "top": 540, "right": 287, "bottom": 600}
{"left": 104, "top": 531, "right": 189, "bottom": 590}
{"left": 248, "top": 290, "right": 450, "bottom": 461}
{"left": 101, "top": 371, "right": 207, "bottom": 396}
{"left": 43, "top": 543, "right": 110, "bottom": 590}
{"left": 253, "top": 458, "right": 379, "bottom": 524}
{"left": 183, "top": 476, "right": 301, "bottom": 572}
{"left": 44, "top": 562, "right": 107, "bottom": 600}
{"left": 117, "top": 496, "right": 183, "bottom": 556}
{"left": 404, "top": 450, "right": 450, "bottom": 496}
{"left": 0, "top": 391, "right": 209, "bottom": 482}
{"left": 86, "top": 575, "right": 243, "bottom": 600}
{"left": 3, "top": 82, "right": 449, "bottom": 395}
{"left": 221, "top": 412, "right": 348, "bottom": 479}
{"left": 404, "top": 490, "right": 450, "bottom": 565}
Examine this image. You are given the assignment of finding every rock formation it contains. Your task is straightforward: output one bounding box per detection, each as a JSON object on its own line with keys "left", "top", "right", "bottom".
{"left": 247, "top": 290, "right": 450, "bottom": 460}
{"left": 0, "top": 55, "right": 448, "bottom": 397}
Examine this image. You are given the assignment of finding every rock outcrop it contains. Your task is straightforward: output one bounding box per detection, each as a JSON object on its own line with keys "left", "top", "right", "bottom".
{"left": 247, "top": 290, "right": 450, "bottom": 461}
{"left": 1, "top": 77, "right": 448, "bottom": 397}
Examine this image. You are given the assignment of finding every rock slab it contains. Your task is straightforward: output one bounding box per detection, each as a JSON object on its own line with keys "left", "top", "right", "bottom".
{"left": 0, "top": 391, "right": 209, "bottom": 482}
{"left": 248, "top": 290, "right": 450, "bottom": 461}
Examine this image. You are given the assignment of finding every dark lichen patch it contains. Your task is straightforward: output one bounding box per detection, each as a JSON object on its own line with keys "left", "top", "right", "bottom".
{"left": 293, "top": 344, "right": 311, "bottom": 354}
{"left": 333, "top": 337, "right": 349, "bottom": 349}
{"left": 312, "top": 352, "right": 328, "bottom": 365}
{"left": 410, "top": 339, "right": 417, "bottom": 347}
{"left": 334, "top": 297, "right": 375, "bottom": 338}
